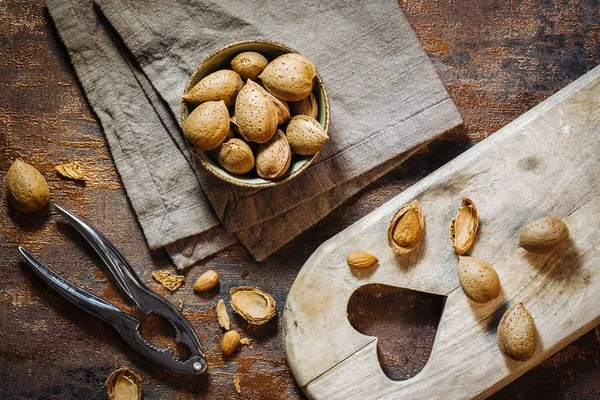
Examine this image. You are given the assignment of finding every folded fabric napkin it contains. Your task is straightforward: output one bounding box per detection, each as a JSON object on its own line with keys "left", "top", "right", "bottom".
{"left": 47, "top": 0, "right": 461, "bottom": 268}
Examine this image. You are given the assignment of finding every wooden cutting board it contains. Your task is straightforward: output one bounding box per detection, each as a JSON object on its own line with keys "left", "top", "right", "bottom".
{"left": 282, "top": 65, "right": 600, "bottom": 400}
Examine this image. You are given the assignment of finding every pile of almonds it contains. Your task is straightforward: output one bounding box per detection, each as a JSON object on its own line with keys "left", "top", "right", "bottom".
{"left": 348, "top": 197, "right": 571, "bottom": 363}
{"left": 182, "top": 51, "right": 328, "bottom": 180}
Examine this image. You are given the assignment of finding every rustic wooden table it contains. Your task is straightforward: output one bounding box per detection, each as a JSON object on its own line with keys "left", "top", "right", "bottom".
{"left": 1, "top": 1, "right": 599, "bottom": 399}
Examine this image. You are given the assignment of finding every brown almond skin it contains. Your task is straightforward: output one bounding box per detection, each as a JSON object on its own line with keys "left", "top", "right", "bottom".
{"left": 387, "top": 200, "right": 424, "bottom": 254}
{"left": 231, "top": 51, "right": 268, "bottom": 81}
{"left": 221, "top": 330, "right": 241, "bottom": 356}
{"left": 6, "top": 159, "right": 50, "bottom": 213}
{"left": 235, "top": 80, "right": 278, "bottom": 143}
{"left": 182, "top": 69, "right": 243, "bottom": 106}
{"left": 347, "top": 252, "right": 378, "bottom": 269}
{"left": 518, "top": 217, "right": 569, "bottom": 254}
{"left": 497, "top": 303, "right": 537, "bottom": 361}
{"left": 259, "top": 53, "right": 316, "bottom": 101}
{"left": 286, "top": 115, "right": 328, "bottom": 155}
{"left": 458, "top": 256, "right": 501, "bottom": 303}
{"left": 193, "top": 270, "right": 219, "bottom": 291}
{"left": 183, "top": 100, "right": 230, "bottom": 151}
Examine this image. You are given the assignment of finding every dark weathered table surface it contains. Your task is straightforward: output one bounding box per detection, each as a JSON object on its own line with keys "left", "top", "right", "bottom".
{"left": 1, "top": 1, "right": 599, "bottom": 399}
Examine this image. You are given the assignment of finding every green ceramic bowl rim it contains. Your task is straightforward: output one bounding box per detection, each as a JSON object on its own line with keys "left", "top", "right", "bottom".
{"left": 180, "top": 39, "right": 331, "bottom": 189}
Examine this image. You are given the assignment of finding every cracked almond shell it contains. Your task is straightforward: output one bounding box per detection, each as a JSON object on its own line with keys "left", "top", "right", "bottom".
{"left": 387, "top": 200, "right": 424, "bottom": 254}
{"left": 497, "top": 302, "right": 537, "bottom": 361}
{"left": 458, "top": 256, "right": 500, "bottom": 303}
{"left": 183, "top": 100, "right": 230, "bottom": 151}
{"left": 152, "top": 269, "right": 185, "bottom": 291}
{"left": 518, "top": 217, "right": 569, "bottom": 254}
{"left": 6, "top": 159, "right": 50, "bottom": 213}
{"left": 105, "top": 367, "right": 142, "bottom": 400}
{"left": 55, "top": 161, "right": 86, "bottom": 181}
{"left": 449, "top": 198, "right": 479, "bottom": 255}
{"left": 285, "top": 115, "right": 328, "bottom": 155}
{"left": 230, "top": 286, "right": 276, "bottom": 326}
{"left": 182, "top": 69, "right": 243, "bottom": 107}
{"left": 216, "top": 298, "right": 230, "bottom": 330}
{"left": 234, "top": 80, "right": 278, "bottom": 143}
{"left": 259, "top": 53, "right": 316, "bottom": 101}
{"left": 256, "top": 130, "right": 291, "bottom": 179}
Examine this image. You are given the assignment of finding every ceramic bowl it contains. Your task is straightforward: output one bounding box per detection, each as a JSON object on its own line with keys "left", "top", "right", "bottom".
{"left": 181, "top": 40, "right": 330, "bottom": 188}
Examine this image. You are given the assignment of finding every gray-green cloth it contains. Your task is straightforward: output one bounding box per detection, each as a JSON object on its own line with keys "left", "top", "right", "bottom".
{"left": 46, "top": 0, "right": 461, "bottom": 268}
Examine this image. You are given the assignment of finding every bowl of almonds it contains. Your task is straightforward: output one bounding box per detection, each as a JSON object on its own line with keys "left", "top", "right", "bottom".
{"left": 181, "top": 40, "right": 330, "bottom": 188}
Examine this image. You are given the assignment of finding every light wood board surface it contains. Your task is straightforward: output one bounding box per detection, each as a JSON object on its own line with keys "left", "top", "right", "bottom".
{"left": 282, "top": 65, "right": 600, "bottom": 399}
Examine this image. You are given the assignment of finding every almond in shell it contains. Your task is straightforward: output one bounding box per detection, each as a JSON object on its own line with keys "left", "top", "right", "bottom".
{"left": 217, "top": 138, "right": 255, "bottom": 175}
{"left": 264, "top": 89, "right": 291, "bottom": 125}
{"left": 291, "top": 93, "right": 318, "bottom": 119}
{"left": 449, "top": 198, "right": 479, "bottom": 255}
{"left": 231, "top": 51, "right": 269, "bottom": 81}
{"left": 234, "top": 80, "right": 278, "bottom": 143}
{"left": 285, "top": 115, "right": 328, "bottom": 155}
{"left": 6, "top": 159, "right": 50, "bottom": 213}
{"left": 387, "top": 200, "right": 424, "bottom": 254}
{"left": 518, "top": 217, "right": 569, "bottom": 254}
{"left": 497, "top": 302, "right": 537, "bottom": 361}
{"left": 458, "top": 256, "right": 500, "bottom": 303}
{"left": 255, "top": 130, "right": 291, "bottom": 179}
{"left": 259, "top": 53, "right": 316, "bottom": 101}
{"left": 182, "top": 69, "right": 243, "bottom": 107}
{"left": 183, "top": 100, "right": 230, "bottom": 151}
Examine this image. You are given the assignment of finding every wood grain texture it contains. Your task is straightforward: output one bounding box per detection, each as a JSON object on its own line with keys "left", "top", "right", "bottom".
{"left": 1, "top": 0, "right": 599, "bottom": 399}
{"left": 284, "top": 67, "right": 600, "bottom": 398}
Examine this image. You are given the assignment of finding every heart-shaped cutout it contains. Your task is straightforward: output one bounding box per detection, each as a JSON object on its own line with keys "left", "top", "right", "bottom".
{"left": 347, "top": 284, "right": 445, "bottom": 380}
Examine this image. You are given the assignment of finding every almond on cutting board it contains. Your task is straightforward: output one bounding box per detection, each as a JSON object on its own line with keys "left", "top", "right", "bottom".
{"left": 497, "top": 302, "right": 537, "bottom": 361}
{"left": 458, "top": 256, "right": 501, "bottom": 303}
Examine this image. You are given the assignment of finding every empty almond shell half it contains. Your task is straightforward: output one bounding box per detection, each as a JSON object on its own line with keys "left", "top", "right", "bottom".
{"left": 105, "top": 367, "right": 142, "bottom": 400}
{"left": 387, "top": 200, "right": 424, "bottom": 254}
{"left": 230, "top": 286, "right": 276, "bottom": 326}
{"left": 449, "top": 198, "right": 479, "bottom": 255}
{"left": 216, "top": 298, "right": 230, "bottom": 330}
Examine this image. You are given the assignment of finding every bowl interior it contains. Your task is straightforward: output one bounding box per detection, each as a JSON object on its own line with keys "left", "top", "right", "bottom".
{"left": 181, "top": 41, "right": 329, "bottom": 188}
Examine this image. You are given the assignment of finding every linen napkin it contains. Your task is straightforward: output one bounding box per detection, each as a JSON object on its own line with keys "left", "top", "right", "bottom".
{"left": 47, "top": 0, "right": 461, "bottom": 267}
